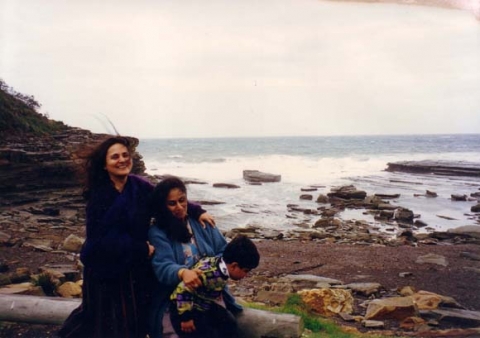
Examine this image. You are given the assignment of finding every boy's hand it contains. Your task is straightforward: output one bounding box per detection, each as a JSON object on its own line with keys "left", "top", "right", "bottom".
{"left": 181, "top": 319, "right": 196, "bottom": 333}
{"left": 182, "top": 269, "right": 203, "bottom": 289}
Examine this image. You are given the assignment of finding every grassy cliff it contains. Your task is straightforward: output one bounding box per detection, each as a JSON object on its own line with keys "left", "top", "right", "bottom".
{"left": 0, "top": 79, "right": 68, "bottom": 141}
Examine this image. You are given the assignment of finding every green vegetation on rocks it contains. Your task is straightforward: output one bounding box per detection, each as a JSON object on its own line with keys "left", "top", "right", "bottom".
{"left": 0, "top": 79, "right": 67, "bottom": 139}
{"left": 248, "top": 294, "right": 391, "bottom": 338}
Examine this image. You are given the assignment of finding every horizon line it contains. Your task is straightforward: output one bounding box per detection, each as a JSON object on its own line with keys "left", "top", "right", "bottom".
{"left": 138, "top": 132, "right": 479, "bottom": 140}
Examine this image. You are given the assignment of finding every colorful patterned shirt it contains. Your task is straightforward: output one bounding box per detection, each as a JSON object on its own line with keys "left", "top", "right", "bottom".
{"left": 170, "top": 256, "right": 229, "bottom": 321}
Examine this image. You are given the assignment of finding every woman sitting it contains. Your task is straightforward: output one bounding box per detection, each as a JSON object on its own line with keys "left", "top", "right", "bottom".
{"left": 148, "top": 176, "right": 242, "bottom": 338}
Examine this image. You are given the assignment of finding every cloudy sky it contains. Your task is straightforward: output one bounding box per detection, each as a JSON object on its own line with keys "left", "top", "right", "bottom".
{"left": 1, "top": 0, "right": 479, "bottom": 138}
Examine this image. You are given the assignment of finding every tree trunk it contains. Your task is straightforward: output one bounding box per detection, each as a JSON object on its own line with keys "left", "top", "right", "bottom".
{"left": 0, "top": 294, "right": 79, "bottom": 325}
{"left": 0, "top": 294, "right": 303, "bottom": 338}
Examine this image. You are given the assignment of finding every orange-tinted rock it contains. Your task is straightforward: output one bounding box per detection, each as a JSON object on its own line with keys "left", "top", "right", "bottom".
{"left": 298, "top": 288, "right": 354, "bottom": 317}
{"left": 365, "top": 297, "right": 418, "bottom": 321}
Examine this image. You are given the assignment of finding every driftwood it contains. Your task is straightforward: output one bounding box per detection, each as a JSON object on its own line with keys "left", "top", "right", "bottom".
{"left": 0, "top": 294, "right": 78, "bottom": 325}
{"left": 0, "top": 294, "right": 303, "bottom": 338}
{"left": 236, "top": 308, "right": 303, "bottom": 338}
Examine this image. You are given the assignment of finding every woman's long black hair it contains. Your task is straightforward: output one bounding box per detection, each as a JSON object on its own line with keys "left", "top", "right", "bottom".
{"left": 83, "top": 136, "right": 132, "bottom": 200}
{"left": 150, "top": 175, "right": 192, "bottom": 243}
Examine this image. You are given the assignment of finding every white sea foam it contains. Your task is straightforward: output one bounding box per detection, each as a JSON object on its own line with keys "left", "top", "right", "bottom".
{"left": 139, "top": 136, "right": 480, "bottom": 232}
{"left": 145, "top": 151, "right": 477, "bottom": 186}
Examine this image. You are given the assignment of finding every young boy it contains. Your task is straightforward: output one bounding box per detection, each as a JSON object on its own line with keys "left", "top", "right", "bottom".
{"left": 169, "top": 235, "right": 260, "bottom": 338}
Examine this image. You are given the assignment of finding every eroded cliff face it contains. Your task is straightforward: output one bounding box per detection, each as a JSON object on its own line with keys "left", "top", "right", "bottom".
{"left": 0, "top": 128, "right": 146, "bottom": 198}
{"left": 0, "top": 82, "right": 146, "bottom": 199}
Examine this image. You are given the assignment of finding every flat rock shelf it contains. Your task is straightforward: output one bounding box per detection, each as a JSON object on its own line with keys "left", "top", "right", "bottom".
{"left": 386, "top": 160, "right": 480, "bottom": 177}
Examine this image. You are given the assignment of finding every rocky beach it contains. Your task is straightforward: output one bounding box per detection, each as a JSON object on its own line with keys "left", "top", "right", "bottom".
{"left": 1, "top": 168, "right": 480, "bottom": 337}
{"left": 1, "top": 86, "right": 480, "bottom": 337}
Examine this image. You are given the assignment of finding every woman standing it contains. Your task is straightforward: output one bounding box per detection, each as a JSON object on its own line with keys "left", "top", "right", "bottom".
{"left": 148, "top": 176, "right": 242, "bottom": 338}
{"left": 59, "top": 137, "right": 212, "bottom": 338}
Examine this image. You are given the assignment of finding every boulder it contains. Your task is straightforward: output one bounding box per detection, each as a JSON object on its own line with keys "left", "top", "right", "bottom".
{"left": 301, "top": 187, "right": 317, "bottom": 192}
{"left": 212, "top": 183, "right": 240, "bottom": 189}
{"left": 451, "top": 194, "right": 467, "bottom": 201}
{"left": 377, "top": 203, "right": 398, "bottom": 210}
{"left": 415, "top": 253, "right": 448, "bottom": 267}
{"left": 374, "top": 193, "right": 400, "bottom": 199}
{"left": 39, "top": 264, "right": 81, "bottom": 282}
{"left": 56, "top": 281, "right": 82, "bottom": 298}
{"left": 410, "top": 290, "right": 462, "bottom": 310}
{"left": 376, "top": 210, "right": 394, "bottom": 219}
{"left": 327, "top": 185, "right": 366, "bottom": 200}
{"left": 312, "top": 218, "right": 339, "bottom": 229}
{"left": 22, "top": 239, "right": 53, "bottom": 252}
{"left": 343, "top": 282, "right": 383, "bottom": 297}
{"left": 316, "top": 194, "right": 329, "bottom": 204}
{"left": 447, "top": 225, "right": 480, "bottom": 239}
{"left": 243, "top": 170, "right": 281, "bottom": 183}
{"left": 394, "top": 208, "right": 414, "bottom": 222}
{"left": 62, "top": 234, "right": 84, "bottom": 253}
{"left": 410, "top": 291, "right": 443, "bottom": 310}
{"left": 398, "top": 286, "right": 416, "bottom": 296}
{"left": 471, "top": 204, "right": 480, "bottom": 212}
{"left": 365, "top": 297, "right": 418, "bottom": 320}
{"left": 422, "top": 308, "right": 480, "bottom": 327}
{"left": 298, "top": 288, "right": 354, "bottom": 317}
{"left": 320, "top": 208, "right": 339, "bottom": 217}
{"left": 414, "top": 220, "right": 428, "bottom": 227}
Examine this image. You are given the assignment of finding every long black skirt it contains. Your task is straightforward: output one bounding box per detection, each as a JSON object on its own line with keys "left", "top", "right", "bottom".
{"left": 58, "top": 266, "right": 154, "bottom": 338}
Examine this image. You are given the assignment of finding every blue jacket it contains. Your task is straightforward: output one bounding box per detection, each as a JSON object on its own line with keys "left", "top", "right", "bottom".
{"left": 148, "top": 217, "right": 242, "bottom": 338}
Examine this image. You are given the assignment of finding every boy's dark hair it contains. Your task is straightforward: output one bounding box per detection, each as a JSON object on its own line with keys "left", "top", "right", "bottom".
{"left": 222, "top": 235, "right": 260, "bottom": 270}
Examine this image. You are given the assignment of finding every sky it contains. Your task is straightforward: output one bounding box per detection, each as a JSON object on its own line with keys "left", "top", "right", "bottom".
{"left": 1, "top": 0, "right": 479, "bottom": 138}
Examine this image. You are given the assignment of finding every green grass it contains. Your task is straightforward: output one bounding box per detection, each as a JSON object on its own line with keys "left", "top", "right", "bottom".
{"left": 246, "top": 294, "right": 393, "bottom": 338}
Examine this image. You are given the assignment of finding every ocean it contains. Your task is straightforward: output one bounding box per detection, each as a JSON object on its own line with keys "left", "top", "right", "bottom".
{"left": 137, "top": 134, "right": 480, "bottom": 233}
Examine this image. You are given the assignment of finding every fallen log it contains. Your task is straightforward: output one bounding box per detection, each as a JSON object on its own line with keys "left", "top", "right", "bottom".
{"left": 236, "top": 308, "right": 302, "bottom": 338}
{"left": 0, "top": 294, "right": 78, "bottom": 325}
{"left": 0, "top": 294, "right": 303, "bottom": 338}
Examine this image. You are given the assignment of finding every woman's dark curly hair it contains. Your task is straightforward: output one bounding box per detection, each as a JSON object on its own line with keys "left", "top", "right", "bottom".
{"left": 150, "top": 175, "right": 192, "bottom": 243}
{"left": 83, "top": 136, "right": 132, "bottom": 199}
